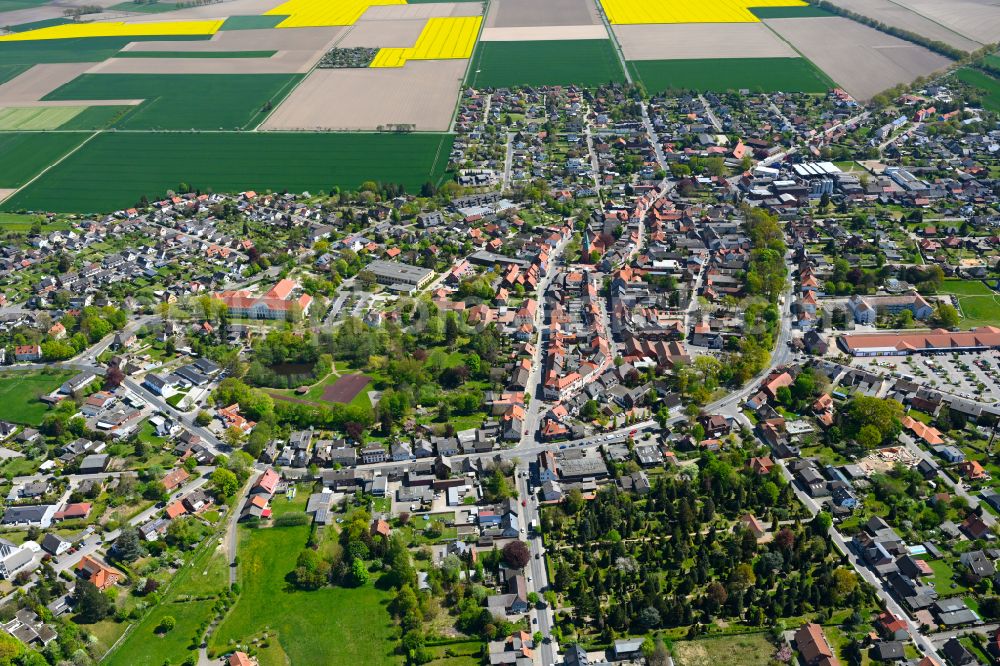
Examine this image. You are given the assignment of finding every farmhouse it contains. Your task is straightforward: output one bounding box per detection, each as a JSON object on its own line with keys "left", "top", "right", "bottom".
{"left": 212, "top": 279, "right": 312, "bottom": 321}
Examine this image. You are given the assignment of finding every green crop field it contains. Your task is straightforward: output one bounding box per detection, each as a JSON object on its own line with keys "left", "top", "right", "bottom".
{"left": 211, "top": 500, "right": 400, "bottom": 665}
{"left": 467, "top": 40, "right": 626, "bottom": 88}
{"left": 0, "top": 63, "right": 28, "bottom": 85}
{"left": 113, "top": 50, "right": 277, "bottom": 58}
{"left": 0, "top": 106, "right": 88, "bottom": 130}
{"left": 4, "top": 131, "right": 453, "bottom": 212}
{"left": 6, "top": 17, "right": 73, "bottom": 32}
{"left": 750, "top": 4, "right": 834, "bottom": 18}
{"left": 0, "top": 370, "right": 73, "bottom": 425}
{"left": 0, "top": 0, "right": 48, "bottom": 11}
{"left": 219, "top": 15, "right": 288, "bottom": 29}
{"left": 56, "top": 105, "right": 134, "bottom": 130}
{"left": 44, "top": 73, "right": 301, "bottom": 130}
{"left": 0, "top": 132, "right": 90, "bottom": 188}
{"left": 628, "top": 57, "right": 835, "bottom": 93}
{"left": 0, "top": 35, "right": 213, "bottom": 65}
{"left": 108, "top": 0, "right": 186, "bottom": 12}
{"left": 955, "top": 68, "right": 1000, "bottom": 112}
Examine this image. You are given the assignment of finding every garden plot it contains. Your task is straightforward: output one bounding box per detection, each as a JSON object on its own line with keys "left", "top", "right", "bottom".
{"left": 614, "top": 22, "right": 796, "bottom": 60}
{"left": 260, "top": 58, "right": 465, "bottom": 130}
{"left": 888, "top": 0, "right": 1000, "bottom": 46}
{"left": 486, "top": 0, "right": 600, "bottom": 28}
{"left": 765, "top": 17, "right": 952, "bottom": 100}
{"left": 824, "top": 0, "right": 981, "bottom": 52}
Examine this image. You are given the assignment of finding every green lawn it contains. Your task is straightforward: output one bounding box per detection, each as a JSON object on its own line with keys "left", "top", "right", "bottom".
{"left": 44, "top": 73, "right": 301, "bottom": 130}
{"left": 0, "top": 370, "right": 73, "bottom": 425}
{"left": 211, "top": 521, "right": 401, "bottom": 665}
{"left": 955, "top": 68, "right": 1000, "bottom": 112}
{"left": 466, "top": 40, "right": 626, "bottom": 88}
{"left": 113, "top": 50, "right": 277, "bottom": 58}
{"left": 0, "top": 212, "right": 45, "bottom": 232}
{"left": 0, "top": 132, "right": 90, "bottom": 188}
{"left": 939, "top": 279, "right": 1000, "bottom": 327}
{"left": 4, "top": 131, "right": 454, "bottom": 213}
{"left": 627, "top": 57, "right": 835, "bottom": 93}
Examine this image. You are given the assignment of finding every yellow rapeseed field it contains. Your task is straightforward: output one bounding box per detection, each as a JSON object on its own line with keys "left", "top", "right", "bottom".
{"left": 370, "top": 15, "right": 481, "bottom": 68}
{"left": 0, "top": 20, "right": 223, "bottom": 41}
{"left": 264, "top": 0, "right": 405, "bottom": 28}
{"left": 598, "top": 0, "right": 807, "bottom": 24}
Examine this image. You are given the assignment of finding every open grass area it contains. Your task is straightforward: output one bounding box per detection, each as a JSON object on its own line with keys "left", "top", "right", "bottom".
{"left": 628, "top": 57, "right": 834, "bottom": 93}
{"left": 467, "top": 40, "right": 625, "bottom": 88}
{"left": 44, "top": 73, "right": 301, "bottom": 130}
{"left": 0, "top": 370, "right": 73, "bottom": 425}
{"left": 105, "top": 541, "right": 229, "bottom": 666}
{"left": 955, "top": 67, "right": 1000, "bottom": 112}
{"left": 673, "top": 633, "right": 776, "bottom": 666}
{"left": 4, "top": 131, "right": 454, "bottom": 213}
{"left": 0, "top": 35, "right": 213, "bottom": 65}
{"left": 212, "top": 517, "right": 400, "bottom": 665}
{"left": 0, "top": 131, "right": 90, "bottom": 188}
{"left": 0, "top": 212, "right": 44, "bottom": 232}
{"left": 939, "top": 279, "right": 1000, "bottom": 327}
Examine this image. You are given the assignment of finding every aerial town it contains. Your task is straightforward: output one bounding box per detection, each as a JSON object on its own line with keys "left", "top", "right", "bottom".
{"left": 0, "top": 0, "right": 997, "bottom": 665}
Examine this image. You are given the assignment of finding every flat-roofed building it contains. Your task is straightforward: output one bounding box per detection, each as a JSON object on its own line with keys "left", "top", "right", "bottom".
{"left": 365, "top": 261, "right": 434, "bottom": 291}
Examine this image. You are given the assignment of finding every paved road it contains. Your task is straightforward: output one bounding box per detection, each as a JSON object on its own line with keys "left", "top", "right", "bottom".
{"left": 123, "top": 377, "right": 229, "bottom": 457}
{"left": 514, "top": 463, "right": 557, "bottom": 665}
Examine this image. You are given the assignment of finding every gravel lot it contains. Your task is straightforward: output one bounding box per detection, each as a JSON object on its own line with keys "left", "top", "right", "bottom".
{"left": 765, "top": 17, "right": 953, "bottom": 100}
{"left": 260, "top": 58, "right": 466, "bottom": 131}
{"left": 613, "top": 22, "right": 796, "bottom": 60}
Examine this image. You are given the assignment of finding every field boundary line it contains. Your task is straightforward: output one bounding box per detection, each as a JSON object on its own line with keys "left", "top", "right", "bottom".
{"left": 592, "top": 0, "right": 630, "bottom": 84}
{"left": 252, "top": 25, "right": 356, "bottom": 131}
{"left": 4, "top": 130, "right": 100, "bottom": 204}
{"left": 450, "top": 0, "right": 489, "bottom": 129}
{"left": 759, "top": 18, "right": 841, "bottom": 90}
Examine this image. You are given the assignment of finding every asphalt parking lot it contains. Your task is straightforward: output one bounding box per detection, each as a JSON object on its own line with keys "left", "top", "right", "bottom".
{"left": 853, "top": 350, "right": 1000, "bottom": 403}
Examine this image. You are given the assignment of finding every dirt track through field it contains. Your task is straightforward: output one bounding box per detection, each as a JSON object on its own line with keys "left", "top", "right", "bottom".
{"left": 260, "top": 58, "right": 465, "bottom": 131}
{"left": 614, "top": 22, "right": 796, "bottom": 60}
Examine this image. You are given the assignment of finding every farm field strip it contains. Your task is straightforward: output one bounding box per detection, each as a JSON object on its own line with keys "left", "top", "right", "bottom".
{"left": 265, "top": 0, "right": 404, "bottom": 27}
{"left": 0, "top": 131, "right": 92, "bottom": 188}
{"left": 2, "top": 131, "right": 455, "bottom": 213}
{"left": 370, "top": 15, "right": 481, "bottom": 67}
{"left": 614, "top": 22, "right": 796, "bottom": 60}
{"left": 627, "top": 56, "right": 835, "bottom": 93}
{"left": 823, "top": 0, "right": 982, "bottom": 52}
{"left": 479, "top": 25, "right": 608, "bottom": 41}
{"left": 0, "top": 19, "right": 224, "bottom": 41}
{"left": 466, "top": 39, "right": 626, "bottom": 87}
{"left": 886, "top": 0, "right": 1000, "bottom": 45}
{"left": 0, "top": 104, "right": 85, "bottom": 129}
{"left": 598, "top": 0, "right": 807, "bottom": 24}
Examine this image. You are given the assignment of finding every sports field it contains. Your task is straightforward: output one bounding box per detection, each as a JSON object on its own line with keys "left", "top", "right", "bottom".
{"left": 940, "top": 279, "right": 1000, "bottom": 327}
{"left": 955, "top": 67, "right": 1000, "bottom": 111}
{"left": 599, "top": 0, "right": 806, "bottom": 24}
{"left": 467, "top": 39, "right": 625, "bottom": 87}
{"left": 0, "top": 132, "right": 90, "bottom": 188}
{"left": 3, "top": 131, "right": 454, "bottom": 212}
{"left": 43, "top": 73, "right": 301, "bottom": 130}
{"left": 627, "top": 57, "right": 835, "bottom": 93}
{"left": 0, "top": 370, "right": 73, "bottom": 425}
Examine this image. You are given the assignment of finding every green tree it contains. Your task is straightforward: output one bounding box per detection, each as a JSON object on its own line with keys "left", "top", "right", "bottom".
{"left": 210, "top": 467, "right": 239, "bottom": 498}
